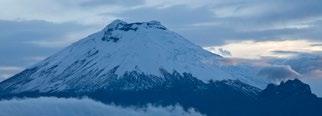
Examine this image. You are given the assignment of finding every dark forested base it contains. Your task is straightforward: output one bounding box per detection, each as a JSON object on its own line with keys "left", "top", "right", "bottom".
{"left": 0, "top": 78, "right": 321, "bottom": 116}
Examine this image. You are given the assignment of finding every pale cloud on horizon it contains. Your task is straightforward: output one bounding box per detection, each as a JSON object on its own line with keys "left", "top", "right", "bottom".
{"left": 205, "top": 40, "right": 322, "bottom": 59}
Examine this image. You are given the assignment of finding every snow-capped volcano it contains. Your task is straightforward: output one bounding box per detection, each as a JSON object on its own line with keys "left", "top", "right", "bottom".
{"left": 1, "top": 20, "right": 322, "bottom": 116}
{"left": 0, "top": 20, "right": 242, "bottom": 93}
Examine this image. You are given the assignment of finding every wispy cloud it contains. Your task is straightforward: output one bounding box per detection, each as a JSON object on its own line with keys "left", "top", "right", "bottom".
{"left": 0, "top": 66, "right": 23, "bottom": 71}
{"left": 0, "top": 66, "right": 23, "bottom": 80}
{"left": 257, "top": 65, "right": 300, "bottom": 82}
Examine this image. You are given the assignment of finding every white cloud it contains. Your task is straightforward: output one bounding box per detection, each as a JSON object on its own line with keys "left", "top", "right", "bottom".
{"left": 0, "top": 97, "right": 204, "bottom": 116}
{"left": 205, "top": 40, "right": 322, "bottom": 59}
{"left": 257, "top": 65, "right": 300, "bottom": 82}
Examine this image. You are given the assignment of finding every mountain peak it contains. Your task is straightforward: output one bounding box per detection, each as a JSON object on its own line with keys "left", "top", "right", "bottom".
{"left": 104, "top": 19, "right": 167, "bottom": 33}
{"left": 105, "top": 19, "right": 127, "bottom": 29}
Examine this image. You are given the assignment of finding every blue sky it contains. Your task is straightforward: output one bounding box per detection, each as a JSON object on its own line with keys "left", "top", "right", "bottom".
{"left": 0, "top": 0, "right": 321, "bottom": 95}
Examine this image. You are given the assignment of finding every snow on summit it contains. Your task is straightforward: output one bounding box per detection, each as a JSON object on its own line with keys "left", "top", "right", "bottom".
{"left": 0, "top": 20, "right": 260, "bottom": 93}
{"left": 46, "top": 20, "right": 228, "bottom": 75}
{"left": 46, "top": 19, "right": 228, "bottom": 77}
